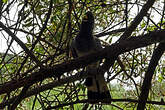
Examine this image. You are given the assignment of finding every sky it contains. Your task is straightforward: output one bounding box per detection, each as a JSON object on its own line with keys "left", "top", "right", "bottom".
{"left": 0, "top": 2, "right": 25, "bottom": 54}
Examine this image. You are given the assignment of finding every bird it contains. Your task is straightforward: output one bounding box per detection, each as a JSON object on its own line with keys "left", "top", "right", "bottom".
{"left": 70, "top": 11, "right": 111, "bottom": 102}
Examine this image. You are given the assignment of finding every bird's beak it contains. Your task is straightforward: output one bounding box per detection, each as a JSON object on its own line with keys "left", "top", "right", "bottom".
{"left": 83, "top": 15, "right": 88, "bottom": 22}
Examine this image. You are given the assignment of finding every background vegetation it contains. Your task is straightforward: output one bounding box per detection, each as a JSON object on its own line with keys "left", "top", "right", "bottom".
{"left": 0, "top": 0, "right": 165, "bottom": 109}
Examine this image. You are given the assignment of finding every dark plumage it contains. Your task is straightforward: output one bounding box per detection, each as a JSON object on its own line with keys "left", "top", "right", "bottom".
{"left": 70, "top": 11, "right": 111, "bottom": 102}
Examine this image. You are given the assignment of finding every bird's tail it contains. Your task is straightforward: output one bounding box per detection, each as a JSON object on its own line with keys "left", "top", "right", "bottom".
{"left": 85, "top": 73, "right": 111, "bottom": 102}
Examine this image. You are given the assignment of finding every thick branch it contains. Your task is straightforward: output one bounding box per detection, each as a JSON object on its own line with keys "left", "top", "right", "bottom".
{"left": 9, "top": 85, "right": 30, "bottom": 110}
{"left": 0, "top": 72, "right": 86, "bottom": 108}
{"left": 137, "top": 42, "right": 165, "bottom": 110}
{"left": 119, "top": 0, "right": 156, "bottom": 41}
{"left": 101, "top": 0, "right": 156, "bottom": 84}
{"left": 0, "top": 30, "right": 165, "bottom": 96}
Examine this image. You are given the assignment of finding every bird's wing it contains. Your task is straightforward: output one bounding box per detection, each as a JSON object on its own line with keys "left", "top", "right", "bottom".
{"left": 70, "top": 38, "right": 78, "bottom": 58}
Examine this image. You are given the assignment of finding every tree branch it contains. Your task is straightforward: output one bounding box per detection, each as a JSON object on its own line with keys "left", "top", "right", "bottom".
{"left": 0, "top": 30, "right": 165, "bottom": 96}
{"left": 0, "top": 71, "right": 86, "bottom": 109}
{"left": 9, "top": 84, "right": 30, "bottom": 110}
{"left": 118, "top": 0, "right": 156, "bottom": 41}
{"left": 46, "top": 98, "right": 165, "bottom": 110}
{"left": 100, "top": 0, "right": 156, "bottom": 85}
{"left": 16, "top": 0, "right": 53, "bottom": 74}
{"left": 0, "top": 30, "right": 165, "bottom": 109}
{"left": 0, "top": 21, "right": 43, "bottom": 67}
{"left": 137, "top": 42, "right": 165, "bottom": 110}
{"left": 94, "top": 28, "right": 126, "bottom": 38}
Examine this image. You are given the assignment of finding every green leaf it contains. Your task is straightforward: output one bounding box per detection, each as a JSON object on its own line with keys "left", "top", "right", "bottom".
{"left": 77, "top": 83, "right": 86, "bottom": 92}
{"left": 2, "top": 0, "right": 8, "bottom": 3}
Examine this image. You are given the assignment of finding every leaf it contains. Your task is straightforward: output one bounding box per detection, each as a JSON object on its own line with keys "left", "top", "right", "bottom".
{"left": 2, "top": 0, "right": 8, "bottom": 3}
{"left": 77, "top": 83, "right": 86, "bottom": 92}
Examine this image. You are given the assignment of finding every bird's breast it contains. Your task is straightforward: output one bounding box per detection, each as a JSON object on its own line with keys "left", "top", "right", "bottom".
{"left": 75, "top": 37, "right": 96, "bottom": 54}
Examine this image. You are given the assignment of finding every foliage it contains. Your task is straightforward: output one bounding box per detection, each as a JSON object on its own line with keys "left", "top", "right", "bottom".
{"left": 0, "top": 0, "right": 165, "bottom": 109}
